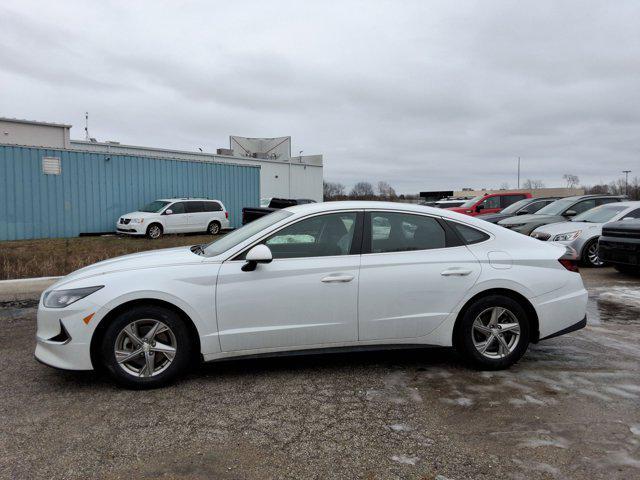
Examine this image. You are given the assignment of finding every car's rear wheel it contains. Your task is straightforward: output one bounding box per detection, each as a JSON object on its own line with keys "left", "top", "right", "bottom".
{"left": 99, "top": 305, "right": 194, "bottom": 389}
{"left": 454, "top": 295, "right": 530, "bottom": 370}
{"left": 146, "top": 223, "right": 163, "bottom": 239}
{"left": 582, "top": 238, "right": 604, "bottom": 267}
{"left": 207, "top": 221, "right": 221, "bottom": 235}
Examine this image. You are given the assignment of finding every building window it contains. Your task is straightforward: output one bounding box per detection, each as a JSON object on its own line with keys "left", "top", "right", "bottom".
{"left": 42, "top": 157, "right": 61, "bottom": 175}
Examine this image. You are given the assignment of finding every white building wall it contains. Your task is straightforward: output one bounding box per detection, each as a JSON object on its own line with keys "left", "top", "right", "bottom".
{"left": 0, "top": 119, "right": 70, "bottom": 149}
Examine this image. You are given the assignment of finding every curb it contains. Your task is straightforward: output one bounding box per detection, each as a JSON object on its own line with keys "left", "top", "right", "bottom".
{"left": 0, "top": 276, "right": 62, "bottom": 302}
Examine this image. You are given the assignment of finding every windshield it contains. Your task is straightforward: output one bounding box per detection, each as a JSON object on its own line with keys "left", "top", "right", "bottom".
{"left": 460, "top": 196, "right": 484, "bottom": 208}
{"left": 204, "top": 210, "right": 293, "bottom": 256}
{"left": 139, "top": 200, "right": 170, "bottom": 213}
{"left": 535, "top": 198, "right": 577, "bottom": 216}
{"left": 499, "top": 199, "right": 531, "bottom": 215}
{"left": 572, "top": 204, "right": 627, "bottom": 223}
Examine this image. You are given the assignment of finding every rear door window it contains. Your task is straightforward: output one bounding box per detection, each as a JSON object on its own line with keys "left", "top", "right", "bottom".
{"left": 449, "top": 222, "right": 490, "bottom": 245}
{"left": 203, "top": 201, "right": 222, "bottom": 212}
{"left": 569, "top": 199, "right": 596, "bottom": 215}
{"left": 185, "top": 201, "right": 204, "bottom": 213}
{"left": 367, "top": 212, "right": 446, "bottom": 253}
{"left": 501, "top": 194, "right": 525, "bottom": 208}
{"left": 596, "top": 197, "right": 620, "bottom": 206}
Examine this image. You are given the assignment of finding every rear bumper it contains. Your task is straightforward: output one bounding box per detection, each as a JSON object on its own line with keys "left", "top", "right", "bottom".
{"left": 539, "top": 315, "right": 587, "bottom": 341}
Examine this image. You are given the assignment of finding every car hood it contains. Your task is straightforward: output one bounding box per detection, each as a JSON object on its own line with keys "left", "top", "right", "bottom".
{"left": 499, "top": 214, "right": 564, "bottom": 226}
{"left": 533, "top": 221, "right": 602, "bottom": 236}
{"left": 51, "top": 246, "right": 203, "bottom": 289}
{"left": 120, "top": 211, "right": 161, "bottom": 219}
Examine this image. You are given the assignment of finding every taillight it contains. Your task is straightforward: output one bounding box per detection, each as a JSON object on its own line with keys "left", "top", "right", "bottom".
{"left": 558, "top": 258, "right": 579, "bottom": 272}
{"left": 225, "top": 211, "right": 229, "bottom": 219}
{"left": 558, "top": 246, "right": 579, "bottom": 272}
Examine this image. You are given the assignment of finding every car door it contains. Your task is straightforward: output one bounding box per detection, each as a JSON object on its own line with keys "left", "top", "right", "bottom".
{"left": 185, "top": 201, "right": 207, "bottom": 232}
{"left": 477, "top": 195, "right": 502, "bottom": 215}
{"left": 358, "top": 211, "right": 481, "bottom": 341}
{"left": 162, "top": 202, "right": 189, "bottom": 232}
{"left": 216, "top": 211, "right": 363, "bottom": 352}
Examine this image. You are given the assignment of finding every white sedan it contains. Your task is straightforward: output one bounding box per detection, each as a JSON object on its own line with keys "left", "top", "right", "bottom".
{"left": 35, "top": 202, "right": 588, "bottom": 388}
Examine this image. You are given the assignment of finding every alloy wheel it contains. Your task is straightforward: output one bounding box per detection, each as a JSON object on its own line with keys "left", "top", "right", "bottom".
{"left": 114, "top": 319, "right": 177, "bottom": 377}
{"left": 471, "top": 307, "right": 521, "bottom": 359}
{"left": 209, "top": 222, "right": 220, "bottom": 235}
{"left": 148, "top": 225, "right": 161, "bottom": 239}
{"left": 587, "top": 241, "right": 603, "bottom": 267}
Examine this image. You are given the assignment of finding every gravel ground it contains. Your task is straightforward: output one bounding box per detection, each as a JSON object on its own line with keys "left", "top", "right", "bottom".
{"left": 1, "top": 268, "right": 639, "bottom": 480}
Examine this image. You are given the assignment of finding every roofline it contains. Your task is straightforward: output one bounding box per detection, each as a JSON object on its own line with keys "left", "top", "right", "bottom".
{"left": 0, "top": 117, "right": 72, "bottom": 128}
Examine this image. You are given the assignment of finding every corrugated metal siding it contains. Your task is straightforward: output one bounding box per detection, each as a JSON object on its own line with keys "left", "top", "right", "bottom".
{"left": 0, "top": 145, "right": 260, "bottom": 240}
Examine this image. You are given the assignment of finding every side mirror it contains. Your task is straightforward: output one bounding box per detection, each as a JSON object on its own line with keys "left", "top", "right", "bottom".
{"left": 164, "top": 209, "right": 173, "bottom": 215}
{"left": 242, "top": 244, "right": 273, "bottom": 271}
{"left": 564, "top": 209, "right": 577, "bottom": 217}
{"left": 476, "top": 204, "right": 484, "bottom": 212}
{"left": 516, "top": 210, "right": 529, "bottom": 216}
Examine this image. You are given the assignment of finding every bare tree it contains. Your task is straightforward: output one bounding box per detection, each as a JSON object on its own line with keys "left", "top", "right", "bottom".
{"left": 499, "top": 182, "right": 510, "bottom": 190}
{"left": 323, "top": 181, "right": 345, "bottom": 201}
{"left": 562, "top": 174, "right": 580, "bottom": 188}
{"left": 350, "top": 181, "right": 375, "bottom": 198}
{"left": 522, "top": 179, "right": 545, "bottom": 189}
{"left": 376, "top": 181, "right": 397, "bottom": 199}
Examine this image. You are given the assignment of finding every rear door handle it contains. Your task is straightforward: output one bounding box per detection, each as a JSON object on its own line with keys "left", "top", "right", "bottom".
{"left": 321, "top": 274, "right": 355, "bottom": 283}
{"left": 441, "top": 268, "right": 473, "bottom": 276}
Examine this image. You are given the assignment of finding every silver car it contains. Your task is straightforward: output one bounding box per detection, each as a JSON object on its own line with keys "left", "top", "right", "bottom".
{"left": 530, "top": 201, "right": 640, "bottom": 267}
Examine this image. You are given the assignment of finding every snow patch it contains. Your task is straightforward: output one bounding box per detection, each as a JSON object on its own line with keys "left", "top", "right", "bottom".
{"left": 391, "top": 454, "right": 419, "bottom": 465}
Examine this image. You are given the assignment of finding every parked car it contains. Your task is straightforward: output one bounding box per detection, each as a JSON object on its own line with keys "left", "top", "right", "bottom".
{"left": 117, "top": 198, "right": 230, "bottom": 239}
{"left": 446, "top": 192, "right": 532, "bottom": 216}
{"left": 498, "top": 195, "right": 626, "bottom": 235}
{"left": 435, "top": 198, "right": 468, "bottom": 208}
{"left": 530, "top": 201, "right": 640, "bottom": 267}
{"left": 598, "top": 218, "right": 640, "bottom": 274}
{"left": 477, "top": 197, "right": 559, "bottom": 224}
{"left": 242, "top": 197, "right": 316, "bottom": 225}
{"left": 36, "top": 201, "right": 587, "bottom": 388}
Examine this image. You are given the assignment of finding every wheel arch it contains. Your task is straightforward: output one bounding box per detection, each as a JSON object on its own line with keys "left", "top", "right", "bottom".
{"left": 89, "top": 298, "right": 202, "bottom": 369}
{"left": 453, "top": 288, "right": 540, "bottom": 343}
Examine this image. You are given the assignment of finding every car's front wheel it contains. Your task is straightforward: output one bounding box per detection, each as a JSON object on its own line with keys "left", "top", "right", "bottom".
{"left": 582, "top": 238, "right": 604, "bottom": 267}
{"left": 146, "top": 223, "right": 163, "bottom": 239}
{"left": 454, "top": 295, "right": 530, "bottom": 370}
{"left": 99, "top": 305, "right": 195, "bottom": 389}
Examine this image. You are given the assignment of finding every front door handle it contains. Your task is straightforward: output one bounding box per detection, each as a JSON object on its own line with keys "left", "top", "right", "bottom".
{"left": 441, "top": 268, "right": 473, "bottom": 276}
{"left": 321, "top": 274, "right": 355, "bottom": 283}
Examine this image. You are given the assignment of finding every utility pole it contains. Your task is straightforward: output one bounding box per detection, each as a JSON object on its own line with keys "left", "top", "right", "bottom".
{"left": 84, "top": 112, "right": 90, "bottom": 141}
{"left": 517, "top": 157, "right": 521, "bottom": 189}
{"left": 623, "top": 170, "right": 631, "bottom": 195}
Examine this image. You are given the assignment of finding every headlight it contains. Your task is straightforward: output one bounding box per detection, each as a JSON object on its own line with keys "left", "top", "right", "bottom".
{"left": 553, "top": 230, "right": 582, "bottom": 242}
{"left": 43, "top": 286, "right": 103, "bottom": 308}
{"left": 130, "top": 218, "right": 144, "bottom": 224}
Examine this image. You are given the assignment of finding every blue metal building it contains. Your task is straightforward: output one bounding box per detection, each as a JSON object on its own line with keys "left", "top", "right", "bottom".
{"left": 0, "top": 145, "right": 260, "bottom": 240}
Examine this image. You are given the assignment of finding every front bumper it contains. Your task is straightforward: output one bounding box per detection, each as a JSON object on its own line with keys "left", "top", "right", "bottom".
{"left": 34, "top": 300, "right": 99, "bottom": 371}
{"left": 116, "top": 221, "right": 146, "bottom": 235}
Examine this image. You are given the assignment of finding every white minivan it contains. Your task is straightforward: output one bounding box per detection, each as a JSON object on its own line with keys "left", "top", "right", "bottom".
{"left": 116, "top": 198, "right": 230, "bottom": 239}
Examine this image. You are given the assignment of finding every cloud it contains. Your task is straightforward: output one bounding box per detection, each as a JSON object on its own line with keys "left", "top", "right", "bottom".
{"left": 1, "top": 0, "right": 638, "bottom": 193}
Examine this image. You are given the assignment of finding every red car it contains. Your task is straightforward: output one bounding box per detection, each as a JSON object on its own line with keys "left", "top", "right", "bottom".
{"left": 446, "top": 192, "right": 532, "bottom": 216}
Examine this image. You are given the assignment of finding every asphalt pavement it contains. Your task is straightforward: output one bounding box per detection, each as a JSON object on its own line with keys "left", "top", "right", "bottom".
{"left": 1, "top": 268, "right": 639, "bottom": 480}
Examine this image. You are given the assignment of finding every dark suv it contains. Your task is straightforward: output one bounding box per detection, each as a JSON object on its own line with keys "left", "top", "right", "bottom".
{"left": 598, "top": 219, "right": 640, "bottom": 274}
{"left": 498, "top": 195, "right": 626, "bottom": 235}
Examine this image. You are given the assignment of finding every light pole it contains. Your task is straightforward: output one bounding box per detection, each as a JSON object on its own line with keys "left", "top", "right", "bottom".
{"left": 623, "top": 170, "right": 631, "bottom": 195}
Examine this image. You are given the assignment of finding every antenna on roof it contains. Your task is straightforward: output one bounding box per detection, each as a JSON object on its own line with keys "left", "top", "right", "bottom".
{"left": 84, "top": 112, "right": 90, "bottom": 141}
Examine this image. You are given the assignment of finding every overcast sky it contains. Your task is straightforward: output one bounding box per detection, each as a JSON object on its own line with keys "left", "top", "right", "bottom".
{"left": 1, "top": 1, "right": 638, "bottom": 193}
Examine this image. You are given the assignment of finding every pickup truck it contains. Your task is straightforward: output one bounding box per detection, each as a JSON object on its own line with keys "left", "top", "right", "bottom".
{"left": 598, "top": 219, "right": 640, "bottom": 275}
{"left": 242, "top": 198, "right": 316, "bottom": 225}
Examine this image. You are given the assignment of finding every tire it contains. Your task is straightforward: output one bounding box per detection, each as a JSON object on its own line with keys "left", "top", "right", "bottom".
{"left": 581, "top": 238, "right": 604, "bottom": 267}
{"left": 207, "top": 221, "right": 221, "bottom": 235}
{"left": 146, "top": 223, "right": 163, "bottom": 239}
{"left": 454, "top": 295, "right": 530, "bottom": 370}
{"left": 99, "top": 305, "right": 195, "bottom": 389}
{"left": 614, "top": 265, "right": 639, "bottom": 276}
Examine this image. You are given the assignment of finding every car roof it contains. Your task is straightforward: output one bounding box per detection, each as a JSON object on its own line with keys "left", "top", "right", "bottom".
{"left": 158, "top": 198, "right": 221, "bottom": 202}
{"left": 556, "top": 194, "right": 627, "bottom": 201}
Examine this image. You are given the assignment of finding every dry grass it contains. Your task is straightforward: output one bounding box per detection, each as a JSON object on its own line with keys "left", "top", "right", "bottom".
{"left": 0, "top": 233, "right": 222, "bottom": 280}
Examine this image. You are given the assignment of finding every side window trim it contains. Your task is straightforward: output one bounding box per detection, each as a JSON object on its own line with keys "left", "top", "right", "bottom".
{"left": 446, "top": 219, "right": 492, "bottom": 245}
